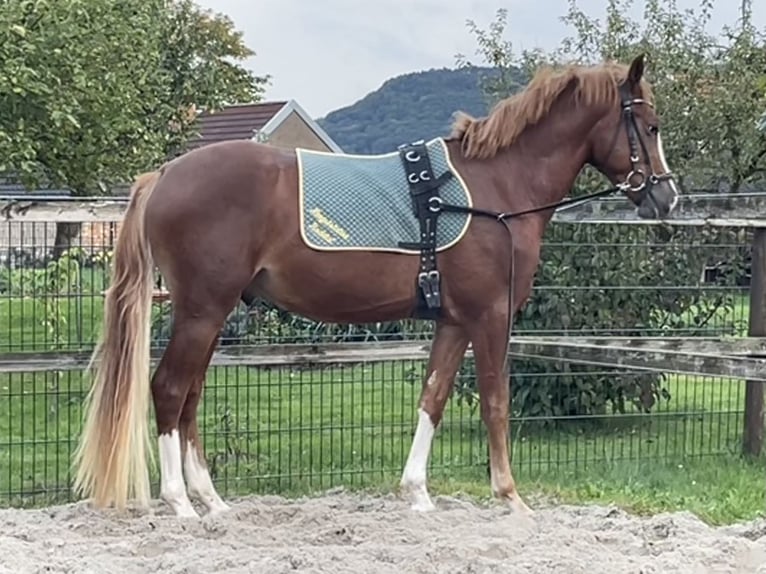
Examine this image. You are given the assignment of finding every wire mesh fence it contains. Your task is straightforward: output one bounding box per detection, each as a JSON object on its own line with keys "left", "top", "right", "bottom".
{"left": 0, "top": 362, "right": 749, "bottom": 508}
{"left": 0, "top": 209, "right": 760, "bottom": 507}
{"left": 0, "top": 217, "right": 753, "bottom": 351}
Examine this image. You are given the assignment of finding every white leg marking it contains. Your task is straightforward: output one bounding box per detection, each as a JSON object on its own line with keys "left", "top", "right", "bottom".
{"left": 184, "top": 441, "right": 230, "bottom": 515}
{"left": 400, "top": 405, "right": 437, "bottom": 512}
{"left": 657, "top": 133, "right": 680, "bottom": 211}
{"left": 159, "top": 430, "right": 198, "bottom": 518}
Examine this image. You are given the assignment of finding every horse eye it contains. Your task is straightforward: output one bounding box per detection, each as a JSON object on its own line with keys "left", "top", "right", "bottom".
{"left": 648, "top": 125, "right": 659, "bottom": 135}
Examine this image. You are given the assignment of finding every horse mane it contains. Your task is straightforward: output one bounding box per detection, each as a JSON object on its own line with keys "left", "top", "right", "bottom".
{"left": 449, "top": 62, "right": 653, "bottom": 160}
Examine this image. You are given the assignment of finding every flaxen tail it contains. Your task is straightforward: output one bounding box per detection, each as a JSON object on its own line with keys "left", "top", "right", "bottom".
{"left": 73, "top": 170, "right": 161, "bottom": 510}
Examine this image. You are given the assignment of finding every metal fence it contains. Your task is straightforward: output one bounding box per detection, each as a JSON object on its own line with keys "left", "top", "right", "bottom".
{"left": 0, "top": 208, "right": 760, "bottom": 507}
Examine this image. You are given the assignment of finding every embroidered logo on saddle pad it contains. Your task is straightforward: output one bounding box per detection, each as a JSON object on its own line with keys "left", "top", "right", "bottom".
{"left": 297, "top": 138, "right": 473, "bottom": 253}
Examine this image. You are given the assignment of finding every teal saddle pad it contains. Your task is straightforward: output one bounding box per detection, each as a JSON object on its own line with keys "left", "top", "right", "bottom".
{"left": 296, "top": 137, "right": 473, "bottom": 253}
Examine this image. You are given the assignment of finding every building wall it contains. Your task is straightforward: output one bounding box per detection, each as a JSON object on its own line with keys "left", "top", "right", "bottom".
{"left": 0, "top": 221, "right": 118, "bottom": 261}
{"left": 1, "top": 106, "right": 338, "bottom": 253}
{"left": 266, "top": 111, "right": 331, "bottom": 151}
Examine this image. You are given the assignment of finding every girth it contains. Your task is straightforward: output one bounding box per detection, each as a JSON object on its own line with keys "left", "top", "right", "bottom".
{"left": 396, "top": 140, "right": 454, "bottom": 319}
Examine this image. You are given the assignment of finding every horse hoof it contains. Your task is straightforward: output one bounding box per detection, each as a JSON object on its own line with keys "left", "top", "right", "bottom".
{"left": 410, "top": 499, "right": 436, "bottom": 513}
{"left": 174, "top": 505, "right": 201, "bottom": 519}
{"left": 401, "top": 482, "right": 435, "bottom": 512}
{"left": 205, "top": 501, "right": 231, "bottom": 516}
{"left": 161, "top": 494, "right": 200, "bottom": 519}
{"left": 505, "top": 495, "right": 534, "bottom": 516}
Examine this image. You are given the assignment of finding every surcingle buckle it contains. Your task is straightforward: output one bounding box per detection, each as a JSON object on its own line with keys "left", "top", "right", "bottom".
{"left": 398, "top": 139, "right": 451, "bottom": 319}
{"left": 417, "top": 270, "right": 442, "bottom": 309}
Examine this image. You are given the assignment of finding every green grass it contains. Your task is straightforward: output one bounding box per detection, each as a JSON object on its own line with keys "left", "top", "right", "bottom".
{"left": 0, "top": 295, "right": 103, "bottom": 351}
{"left": 0, "top": 264, "right": 107, "bottom": 351}
{"left": 429, "top": 456, "right": 765, "bottom": 526}
{"left": 1, "top": 361, "right": 763, "bottom": 525}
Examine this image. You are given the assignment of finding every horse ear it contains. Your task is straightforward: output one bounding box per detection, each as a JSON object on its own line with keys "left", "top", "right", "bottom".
{"left": 627, "top": 53, "right": 645, "bottom": 86}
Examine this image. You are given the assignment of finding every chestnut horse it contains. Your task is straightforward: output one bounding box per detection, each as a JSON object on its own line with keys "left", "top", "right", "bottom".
{"left": 73, "top": 54, "right": 679, "bottom": 518}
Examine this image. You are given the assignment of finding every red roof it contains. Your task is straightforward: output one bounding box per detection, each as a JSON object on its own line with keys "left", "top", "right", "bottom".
{"left": 185, "top": 101, "right": 287, "bottom": 150}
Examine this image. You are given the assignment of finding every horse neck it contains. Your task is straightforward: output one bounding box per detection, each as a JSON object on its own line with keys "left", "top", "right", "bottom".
{"left": 490, "top": 101, "right": 603, "bottom": 212}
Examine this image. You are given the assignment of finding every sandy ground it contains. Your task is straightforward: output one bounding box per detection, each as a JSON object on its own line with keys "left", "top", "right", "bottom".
{"left": 0, "top": 490, "right": 765, "bottom": 574}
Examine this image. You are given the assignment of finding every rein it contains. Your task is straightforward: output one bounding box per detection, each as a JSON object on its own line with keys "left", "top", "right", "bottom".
{"left": 429, "top": 185, "right": 621, "bottom": 222}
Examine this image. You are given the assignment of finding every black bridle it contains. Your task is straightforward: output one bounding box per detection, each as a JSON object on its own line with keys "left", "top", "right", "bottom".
{"left": 431, "top": 82, "right": 675, "bottom": 222}
{"left": 613, "top": 82, "right": 676, "bottom": 214}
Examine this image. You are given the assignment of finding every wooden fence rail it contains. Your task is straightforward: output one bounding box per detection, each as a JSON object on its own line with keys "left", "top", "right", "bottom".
{"left": 3, "top": 336, "right": 766, "bottom": 379}
{"left": 3, "top": 190, "right": 766, "bottom": 226}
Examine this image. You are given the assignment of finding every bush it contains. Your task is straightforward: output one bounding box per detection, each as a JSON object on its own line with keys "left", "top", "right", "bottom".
{"left": 454, "top": 221, "right": 748, "bottom": 420}
{"left": 533, "top": 223, "right": 744, "bottom": 411}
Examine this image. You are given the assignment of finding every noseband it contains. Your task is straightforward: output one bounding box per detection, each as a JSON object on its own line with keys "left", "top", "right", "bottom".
{"left": 616, "top": 82, "right": 675, "bottom": 209}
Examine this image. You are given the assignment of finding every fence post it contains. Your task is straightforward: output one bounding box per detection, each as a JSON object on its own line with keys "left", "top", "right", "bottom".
{"left": 743, "top": 227, "right": 766, "bottom": 457}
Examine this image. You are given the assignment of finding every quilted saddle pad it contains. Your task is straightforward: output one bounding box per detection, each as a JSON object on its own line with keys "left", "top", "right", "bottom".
{"left": 296, "top": 137, "right": 473, "bottom": 254}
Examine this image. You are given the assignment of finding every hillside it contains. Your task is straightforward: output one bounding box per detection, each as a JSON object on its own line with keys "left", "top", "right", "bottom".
{"left": 317, "top": 66, "right": 524, "bottom": 155}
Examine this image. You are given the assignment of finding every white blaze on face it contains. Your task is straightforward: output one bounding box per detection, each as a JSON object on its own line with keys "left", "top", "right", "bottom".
{"left": 657, "top": 132, "right": 680, "bottom": 211}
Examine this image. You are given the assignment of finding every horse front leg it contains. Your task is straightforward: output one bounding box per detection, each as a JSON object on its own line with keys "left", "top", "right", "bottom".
{"left": 400, "top": 322, "right": 469, "bottom": 511}
{"left": 468, "top": 309, "right": 532, "bottom": 515}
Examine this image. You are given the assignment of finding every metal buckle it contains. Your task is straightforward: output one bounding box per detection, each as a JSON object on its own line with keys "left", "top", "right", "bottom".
{"left": 418, "top": 270, "right": 442, "bottom": 308}
{"left": 427, "top": 196, "right": 443, "bottom": 213}
{"left": 625, "top": 169, "right": 646, "bottom": 192}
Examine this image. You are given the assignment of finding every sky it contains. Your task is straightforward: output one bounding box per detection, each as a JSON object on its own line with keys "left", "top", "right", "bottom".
{"left": 196, "top": 0, "right": 766, "bottom": 119}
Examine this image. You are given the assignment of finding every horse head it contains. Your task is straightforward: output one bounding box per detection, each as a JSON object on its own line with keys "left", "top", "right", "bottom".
{"left": 587, "top": 54, "right": 680, "bottom": 219}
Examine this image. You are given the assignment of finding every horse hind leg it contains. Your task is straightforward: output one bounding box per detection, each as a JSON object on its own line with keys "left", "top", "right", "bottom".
{"left": 150, "top": 311, "right": 230, "bottom": 518}
{"left": 400, "top": 323, "right": 469, "bottom": 511}
{"left": 178, "top": 343, "right": 229, "bottom": 515}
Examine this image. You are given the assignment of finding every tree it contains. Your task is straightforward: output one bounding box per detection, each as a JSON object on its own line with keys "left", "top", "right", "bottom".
{"left": 452, "top": 2, "right": 757, "bottom": 420}
{"left": 573, "top": 0, "right": 766, "bottom": 192}
{"left": 0, "top": 0, "right": 269, "bottom": 255}
{"left": 0, "top": 0, "right": 167, "bottom": 194}
{"left": 155, "top": 0, "right": 269, "bottom": 158}
{"left": 460, "top": 1, "right": 766, "bottom": 192}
